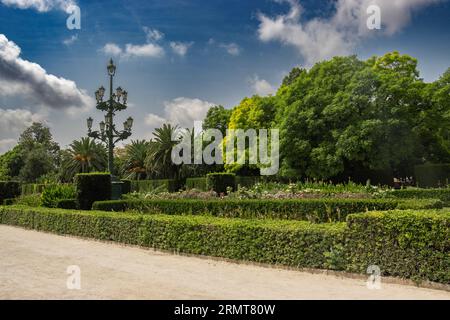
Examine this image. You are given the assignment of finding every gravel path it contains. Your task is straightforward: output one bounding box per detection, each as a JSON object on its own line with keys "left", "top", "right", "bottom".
{"left": 0, "top": 225, "right": 448, "bottom": 300}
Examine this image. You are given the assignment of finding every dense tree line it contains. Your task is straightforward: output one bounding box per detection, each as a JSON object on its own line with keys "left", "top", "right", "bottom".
{"left": 0, "top": 51, "right": 448, "bottom": 183}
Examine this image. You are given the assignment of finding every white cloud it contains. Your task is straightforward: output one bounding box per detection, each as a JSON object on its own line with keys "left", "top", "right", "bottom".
{"left": 249, "top": 76, "right": 276, "bottom": 96}
{"left": 170, "top": 41, "right": 193, "bottom": 56}
{"left": 0, "top": 0, "right": 76, "bottom": 12}
{"left": 219, "top": 42, "right": 241, "bottom": 56}
{"left": 101, "top": 43, "right": 123, "bottom": 56}
{"left": 63, "top": 34, "right": 78, "bottom": 46}
{"left": 145, "top": 97, "right": 216, "bottom": 131}
{"left": 257, "top": 0, "right": 444, "bottom": 65}
{"left": 145, "top": 113, "right": 166, "bottom": 129}
{"left": 0, "top": 34, "right": 93, "bottom": 111}
{"left": 124, "top": 43, "right": 164, "bottom": 58}
{"left": 101, "top": 42, "right": 164, "bottom": 59}
{"left": 143, "top": 27, "right": 164, "bottom": 42}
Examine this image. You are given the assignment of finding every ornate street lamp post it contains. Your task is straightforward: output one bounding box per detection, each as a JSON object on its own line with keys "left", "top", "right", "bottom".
{"left": 86, "top": 59, "right": 133, "bottom": 177}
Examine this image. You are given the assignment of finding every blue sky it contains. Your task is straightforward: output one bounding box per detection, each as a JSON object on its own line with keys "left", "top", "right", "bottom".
{"left": 0, "top": 0, "right": 449, "bottom": 153}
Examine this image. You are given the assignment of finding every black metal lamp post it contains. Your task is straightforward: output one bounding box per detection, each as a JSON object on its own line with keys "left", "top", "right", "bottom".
{"left": 87, "top": 59, "right": 133, "bottom": 177}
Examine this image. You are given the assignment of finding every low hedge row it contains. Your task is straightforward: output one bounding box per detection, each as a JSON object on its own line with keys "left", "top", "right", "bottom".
{"left": 389, "top": 188, "right": 450, "bottom": 205}
{"left": 0, "top": 206, "right": 344, "bottom": 270}
{"left": 345, "top": 210, "right": 450, "bottom": 284}
{"left": 1, "top": 206, "right": 448, "bottom": 283}
{"left": 91, "top": 198, "right": 442, "bottom": 223}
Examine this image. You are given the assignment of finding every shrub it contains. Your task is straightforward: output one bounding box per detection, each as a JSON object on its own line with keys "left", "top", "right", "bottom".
{"left": 0, "top": 206, "right": 345, "bottom": 270}
{"left": 388, "top": 188, "right": 450, "bottom": 205}
{"left": 41, "top": 184, "right": 76, "bottom": 208}
{"left": 414, "top": 164, "right": 450, "bottom": 188}
{"left": 75, "top": 173, "right": 111, "bottom": 210}
{"left": 185, "top": 178, "right": 208, "bottom": 191}
{"left": 90, "top": 198, "right": 431, "bottom": 223}
{"left": 207, "top": 173, "right": 236, "bottom": 194}
{"left": 130, "top": 179, "right": 179, "bottom": 193}
{"left": 345, "top": 210, "right": 450, "bottom": 284}
{"left": 0, "top": 181, "right": 21, "bottom": 202}
{"left": 14, "top": 194, "right": 42, "bottom": 207}
{"left": 56, "top": 199, "right": 79, "bottom": 210}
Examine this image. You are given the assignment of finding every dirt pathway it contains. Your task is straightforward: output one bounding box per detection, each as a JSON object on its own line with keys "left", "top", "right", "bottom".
{"left": 0, "top": 225, "right": 448, "bottom": 300}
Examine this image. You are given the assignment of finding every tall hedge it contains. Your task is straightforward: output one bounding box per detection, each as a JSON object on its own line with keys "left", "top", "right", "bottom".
{"left": 75, "top": 173, "right": 111, "bottom": 210}
{"left": 0, "top": 181, "right": 21, "bottom": 203}
{"left": 345, "top": 210, "right": 450, "bottom": 284}
{"left": 207, "top": 173, "right": 236, "bottom": 194}
{"left": 91, "top": 198, "right": 442, "bottom": 222}
{"left": 414, "top": 164, "right": 450, "bottom": 188}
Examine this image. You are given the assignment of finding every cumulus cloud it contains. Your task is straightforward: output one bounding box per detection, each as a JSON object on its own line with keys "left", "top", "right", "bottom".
{"left": 145, "top": 97, "right": 216, "bottom": 131}
{"left": 249, "top": 76, "right": 276, "bottom": 96}
{"left": 0, "top": 34, "right": 93, "bottom": 111}
{"left": 170, "top": 41, "right": 194, "bottom": 56}
{"left": 100, "top": 27, "right": 166, "bottom": 59}
{"left": 101, "top": 42, "right": 164, "bottom": 59}
{"left": 0, "top": 0, "right": 76, "bottom": 12}
{"left": 219, "top": 42, "right": 241, "bottom": 56}
{"left": 257, "top": 0, "right": 444, "bottom": 65}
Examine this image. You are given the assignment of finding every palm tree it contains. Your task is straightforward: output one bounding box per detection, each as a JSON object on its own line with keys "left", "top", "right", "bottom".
{"left": 60, "top": 137, "right": 107, "bottom": 181}
{"left": 121, "top": 140, "right": 150, "bottom": 180}
{"left": 145, "top": 123, "right": 182, "bottom": 179}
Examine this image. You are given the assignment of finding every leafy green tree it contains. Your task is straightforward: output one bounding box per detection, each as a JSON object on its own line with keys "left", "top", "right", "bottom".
{"left": 202, "top": 105, "right": 232, "bottom": 136}
{"left": 19, "top": 146, "right": 56, "bottom": 182}
{"left": 276, "top": 52, "right": 430, "bottom": 180}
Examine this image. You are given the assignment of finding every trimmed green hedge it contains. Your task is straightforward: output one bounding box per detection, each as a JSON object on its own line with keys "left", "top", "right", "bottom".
{"left": 75, "top": 173, "right": 111, "bottom": 210}
{"left": 130, "top": 179, "right": 179, "bottom": 193}
{"left": 0, "top": 181, "right": 21, "bottom": 203}
{"left": 389, "top": 188, "right": 450, "bottom": 206}
{"left": 91, "top": 198, "right": 442, "bottom": 223}
{"left": 345, "top": 210, "right": 450, "bottom": 284}
{"left": 0, "top": 206, "right": 344, "bottom": 270}
{"left": 185, "top": 178, "right": 208, "bottom": 191}
{"left": 1, "top": 206, "right": 448, "bottom": 283}
{"left": 207, "top": 173, "right": 236, "bottom": 194}
{"left": 415, "top": 164, "right": 450, "bottom": 188}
